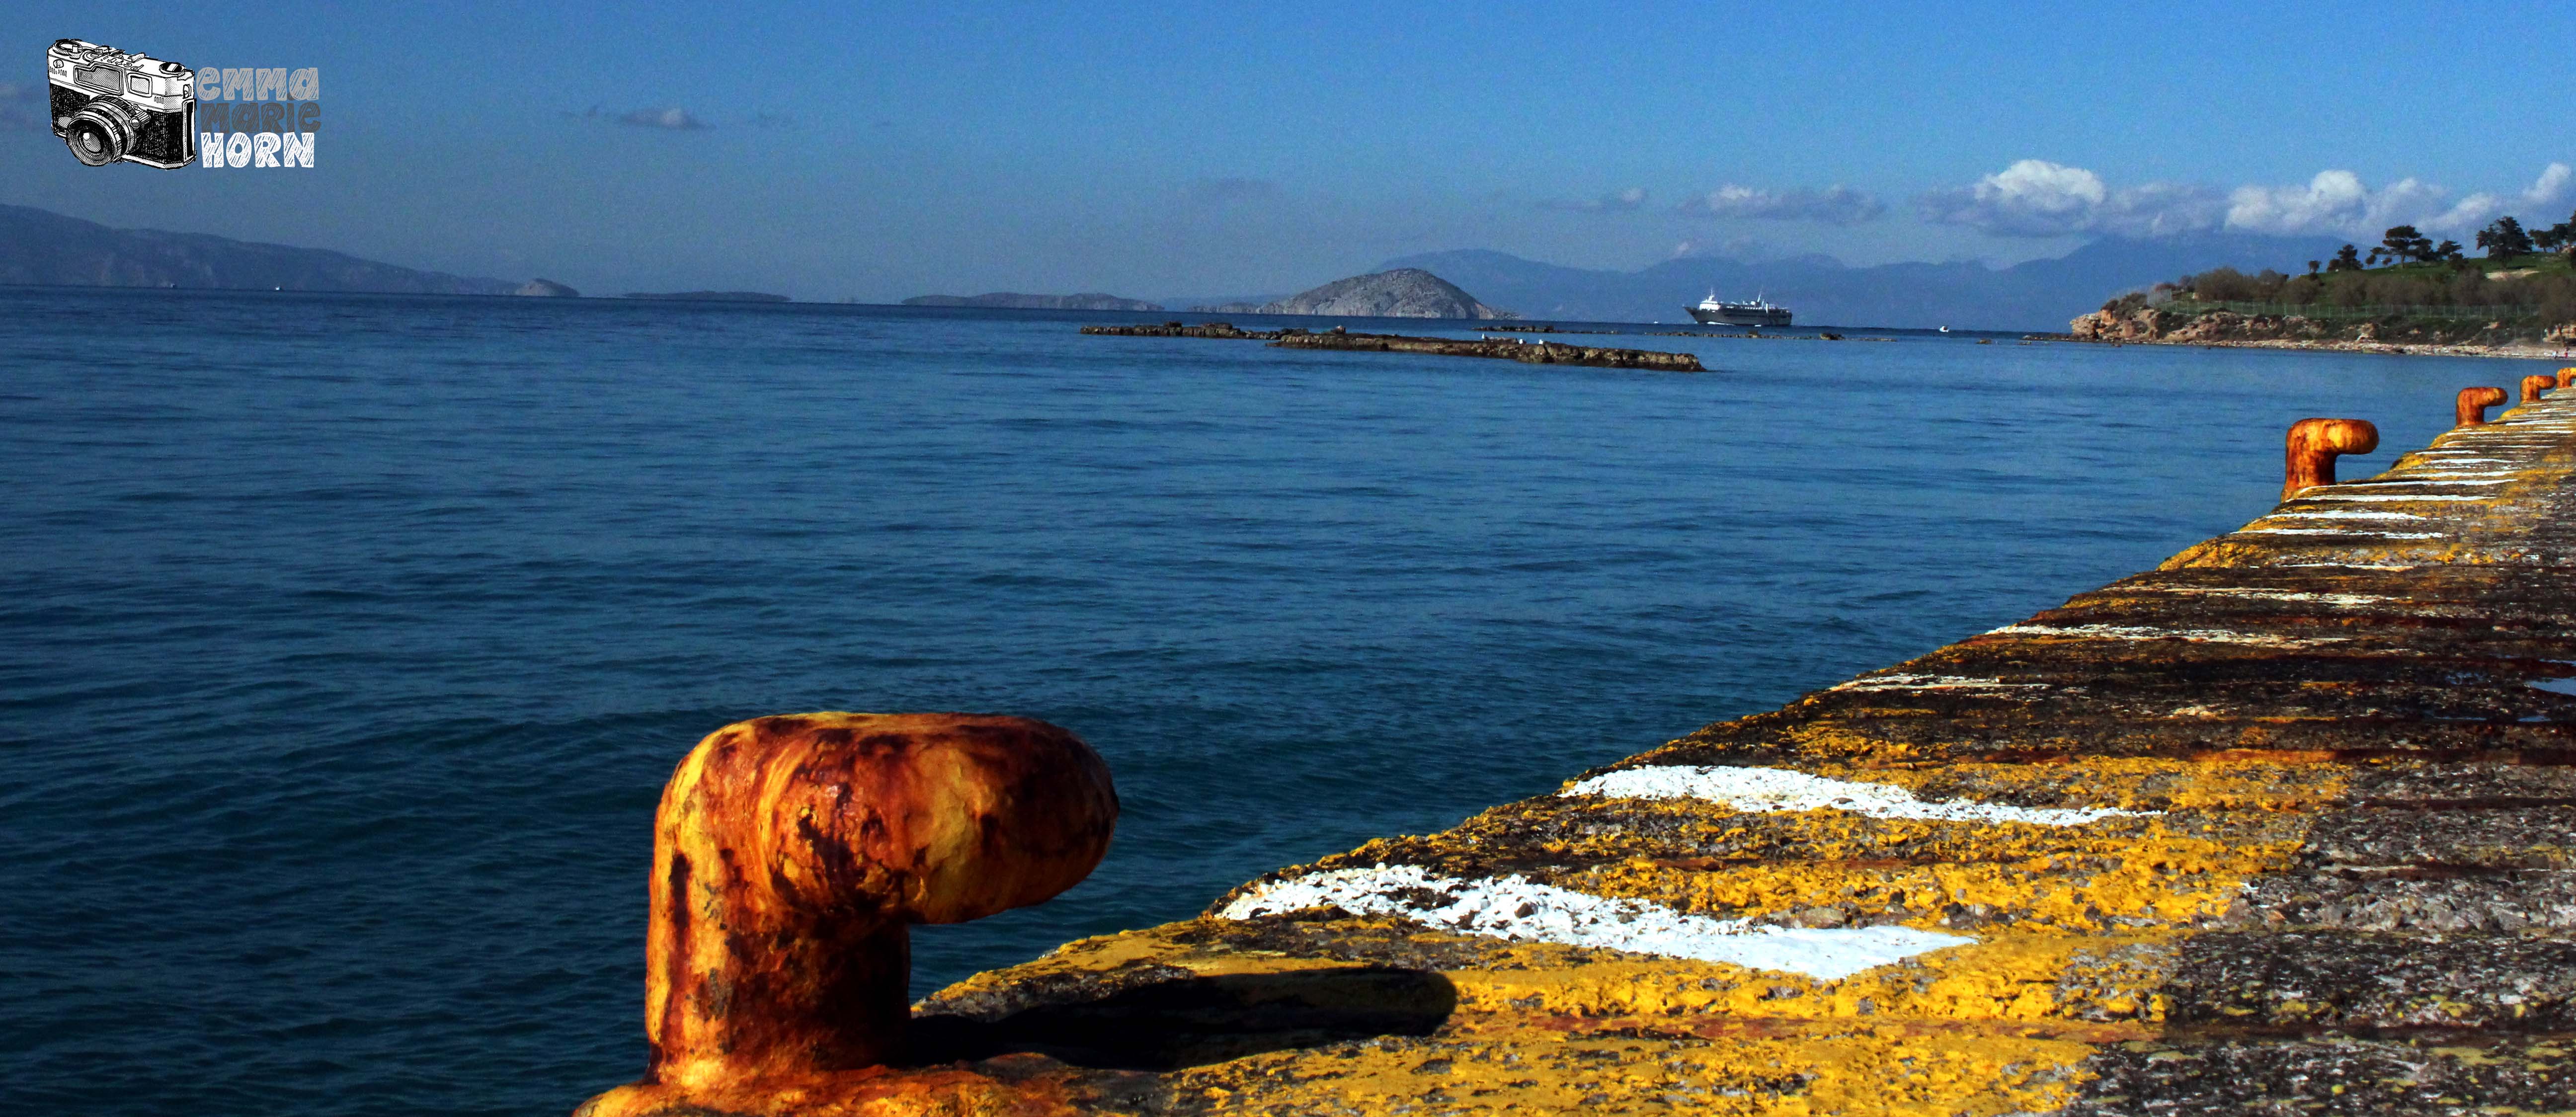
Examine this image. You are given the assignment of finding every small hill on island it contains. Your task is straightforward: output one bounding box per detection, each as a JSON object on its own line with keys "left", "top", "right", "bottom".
{"left": 1197, "top": 268, "right": 1515, "bottom": 319}
{"left": 905, "top": 292, "right": 1163, "bottom": 311}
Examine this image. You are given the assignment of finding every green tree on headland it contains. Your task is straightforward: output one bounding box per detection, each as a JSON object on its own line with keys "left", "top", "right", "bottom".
{"left": 2534, "top": 211, "right": 2576, "bottom": 253}
{"left": 2378, "top": 225, "right": 2435, "bottom": 265}
{"left": 2124, "top": 213, "right": 2576, "bottom": 330}
{"left": 2478, "top": 217, "right": 2536, "bottom": 259}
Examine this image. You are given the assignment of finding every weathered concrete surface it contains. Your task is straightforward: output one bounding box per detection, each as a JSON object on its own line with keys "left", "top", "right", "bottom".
{"left": 586, "top": 390, "right": 2576, "bottom": 1116}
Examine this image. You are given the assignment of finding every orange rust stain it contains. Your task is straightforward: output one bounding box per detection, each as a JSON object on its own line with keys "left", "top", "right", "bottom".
{"left": 2281, "top": 417, "right": 2379, "bottom": 501}
{"left": 2458, "top": 385, "right": 2506, "bottom": 426}
{"left": 593, "top": 713, "right": 1118, "bottom": 1111}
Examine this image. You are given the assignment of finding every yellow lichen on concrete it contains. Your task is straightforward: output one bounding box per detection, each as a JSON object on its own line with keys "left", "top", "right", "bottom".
{"left": 1823, "top": 756, "right": 2351, "bottom": 812}
{"left": 1163, "top": 1018, "right": 2102, "bottom": 1117}
{"left": 1566, "top": 824, "right": 2283, "bottom": 932}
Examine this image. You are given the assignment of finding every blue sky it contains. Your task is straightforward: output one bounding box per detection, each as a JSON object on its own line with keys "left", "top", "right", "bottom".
{"left": 3, "top": 1, "right": 2570, "bottom": 299}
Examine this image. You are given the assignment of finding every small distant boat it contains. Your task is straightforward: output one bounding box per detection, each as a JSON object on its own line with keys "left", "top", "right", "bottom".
{"left": 1937, "top": 326, "right": 1951, "bottom": 333}
{"left": 1686, "top": 291, "right": 1792, "bottom": 327}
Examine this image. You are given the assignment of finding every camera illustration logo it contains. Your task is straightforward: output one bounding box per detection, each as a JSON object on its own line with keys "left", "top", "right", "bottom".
{"left": 47, "top": 38, "right": 318, "bottom": 170}
{"left": 46, "top": 38, "right": 196, "bottom": 167}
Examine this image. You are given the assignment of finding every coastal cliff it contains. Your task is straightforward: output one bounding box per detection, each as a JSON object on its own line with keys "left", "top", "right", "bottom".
{"left": 0, "top": 202, "right": 525, "bottom": 295}
{"left": 1201, "top": 268, "right": 1515, "bottom": 319}
{"left": 2066, "top": 252, "right": 2576, "bottom": 356}
{"left": 2069, "top": 303, "right": 2575, "bottom": 355}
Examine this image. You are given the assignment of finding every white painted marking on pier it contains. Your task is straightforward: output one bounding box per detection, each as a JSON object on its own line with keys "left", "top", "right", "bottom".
{"left": 1562, "top": 765, "right": 2149, "bottom": 825}
{"left": 1217, "top": 864, "right": 1970, "bottom": 980}
{"left": 2300, "top": 494, "right": 2489, "bottom": 502}
{"left": 2263, "top": 510, "right": 2427, "bottom": 520}
{"left": 1984, "top": 623, "right": 2345, "bottom": 648}
{"left": 2150, "top": 588, "right": 2393, "bottom": 606}
{"left": 1827, "top": 673, "right": 2049, "bottom": 694}
{"left": 2235, "top": 530, "right": 2444, "bottom": 538}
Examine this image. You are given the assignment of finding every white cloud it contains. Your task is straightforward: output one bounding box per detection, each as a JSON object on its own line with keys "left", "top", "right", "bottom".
{"left": 570, "top": 105, "right": 712, "bottom": 130}
{"left": 2422, "top": 163, "right": 2573, "bottom": 233}
{"left": 2090, "top": 181, "right": 2231, "bottom": 237}
{"left": 1540, "top": 186, "right": 1649, "bottom": 213}
{"left": 2226, "top": 163, "right": 2572, "bottom": 237}
{"left": 1928, "top": 159, "right": 2576, "bottom": 240}
{"left": 620, "top": 107, "right": 708, "bottom": 130}
{"left": 1678, "top": 183, "right": 1883, "bottom": 225}
{"left": 2225, "top": 170, "right": 2442, "bottom": 236}
{"left": 1917, "top": 159, "right": 2222, "bottom": 237}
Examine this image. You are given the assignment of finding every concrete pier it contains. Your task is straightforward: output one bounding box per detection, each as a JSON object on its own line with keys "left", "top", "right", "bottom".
{"left": 589, "top": 390, "right": 2576, "bottom": 1116}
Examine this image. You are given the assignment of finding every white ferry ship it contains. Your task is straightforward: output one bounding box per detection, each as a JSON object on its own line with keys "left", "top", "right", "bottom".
{"left": 1686, "top": 292, "right": 1792, "bottom": 327}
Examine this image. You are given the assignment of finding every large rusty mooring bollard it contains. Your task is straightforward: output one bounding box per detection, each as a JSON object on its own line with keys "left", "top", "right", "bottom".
{"left": 2457, "top": 386, "right": 2507, "bottom": 427}
{"left": 582, "top": 712, "right": 1117, "bottom": 1115}
{"left": 2525, "top": 374, "right": 2557, "bottom": 403}
{"left": 2557, "top": 367, "right": 2576, "bottom": 389}
{"left": 2283, "top": 418, "right": 2379, "bottom": 501}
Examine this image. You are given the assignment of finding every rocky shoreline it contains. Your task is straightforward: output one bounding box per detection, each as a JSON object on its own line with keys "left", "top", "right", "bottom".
{"left": 1081, "top": 322, "right": 1705, "bottom": 371}
{"left": 2066, "top": 305, "right": 2576, "bottom": 360}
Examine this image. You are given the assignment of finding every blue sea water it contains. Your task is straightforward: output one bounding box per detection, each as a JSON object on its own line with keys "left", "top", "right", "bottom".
{"left": 0, "top": 288, "right": 2541, "bottom": 1116}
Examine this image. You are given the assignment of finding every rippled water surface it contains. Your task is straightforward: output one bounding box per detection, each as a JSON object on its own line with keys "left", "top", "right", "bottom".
{"left": 0, "top": 288, "right": 2533, "bottom": 1115}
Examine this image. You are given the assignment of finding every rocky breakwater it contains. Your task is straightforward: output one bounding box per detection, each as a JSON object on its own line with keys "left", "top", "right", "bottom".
{"left": 1271, "top": 330, "right": 1703, "bottom": 372}
{"left": 578, "top": 388, "right": 2576, "bottom": 1115}
{"left": 2070, "top": 303, "right": 2568, "bottom": 356}
{"left": 1080, "top": 322, "right": 1704, "bottom": 372}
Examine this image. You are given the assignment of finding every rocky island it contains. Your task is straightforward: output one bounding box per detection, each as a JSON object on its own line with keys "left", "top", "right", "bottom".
{"left": 1193, "top": 267, "right": 1515, "bottom": 319}
{"left": 904, "top": 292, "right": 1164, "bottom": 311}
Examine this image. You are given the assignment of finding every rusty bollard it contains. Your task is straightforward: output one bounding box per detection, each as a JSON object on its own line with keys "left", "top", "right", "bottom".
{"left": 2557, "top": 367, "right": 2576, "bottom": 389}
{"left": 2457, "top": 386, "right": 2506, "bottom": 427}
{"left": 2283, "top": 418, "right": 2379, "bottom": 501}
{"left": 2525, "top": 374, "right": 2557, "bottom": 403}
{"left": 581, "top": 713, "right": 1117, "bottom": 1116}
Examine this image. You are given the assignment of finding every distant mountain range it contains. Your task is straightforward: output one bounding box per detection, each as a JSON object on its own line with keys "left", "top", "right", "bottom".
{"left": 0, "top": 203, "right": 531, "bottom": 295}
{"left": 1370, "top": 233, "right": 2349, "bottom": 331}
{"left": 0, "top": 201, "right": 2347, "bottom": 330}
